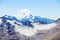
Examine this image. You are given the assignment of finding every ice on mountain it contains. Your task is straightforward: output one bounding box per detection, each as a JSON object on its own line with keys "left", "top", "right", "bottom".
{"left": 20, "top": 17, "right": 33, "bottom": 28}
{"left": 33, "top": 16, "right": 41, "bottom": 23}
{"left": 42, "top": 18, "right": 54, "bottom": 24}
{"left": 32, "top": 16, "right": 54, "bottom": 24}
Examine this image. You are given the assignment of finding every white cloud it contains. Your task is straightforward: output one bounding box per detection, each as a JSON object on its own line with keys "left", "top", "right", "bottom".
{"left": 14, "top": 9, "right": 31, "bottom": 19}
{"left": 21, "top": 9, "right": 31, "bottom": 16}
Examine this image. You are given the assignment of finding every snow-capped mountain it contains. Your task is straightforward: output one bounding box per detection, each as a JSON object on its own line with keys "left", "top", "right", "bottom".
{"left": 0, "top": 14, "right": 55, "bottom": 28}
{"left": 29, "top": 15, "right": 55, "bottom": 24}
{"left": 0, "top": 14, "right": 57, "bottom": 36}
{"left": 0, "top": 15, "right": 60, "bottom": 40}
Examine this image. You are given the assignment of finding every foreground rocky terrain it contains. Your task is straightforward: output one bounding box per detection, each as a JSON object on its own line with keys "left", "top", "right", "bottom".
{"left": 0, "top": 22, "right": 60, "bottom": 40}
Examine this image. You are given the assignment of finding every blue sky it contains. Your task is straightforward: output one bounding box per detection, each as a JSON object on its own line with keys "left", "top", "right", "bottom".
{"left": 0, "top": 0, "right": 60, "bottom": 20}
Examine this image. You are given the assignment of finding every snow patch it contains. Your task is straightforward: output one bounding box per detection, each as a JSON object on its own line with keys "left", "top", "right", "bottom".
{"left": 14, "top": 23, "right": 57, "bottom": 36}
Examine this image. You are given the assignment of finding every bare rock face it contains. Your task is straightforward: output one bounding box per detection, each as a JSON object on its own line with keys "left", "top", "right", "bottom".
{"left": 52, "top": 33, "right": 60, "bottom": 40}
{"left": 33, "top": 24, "right": 60, "bottom": 40}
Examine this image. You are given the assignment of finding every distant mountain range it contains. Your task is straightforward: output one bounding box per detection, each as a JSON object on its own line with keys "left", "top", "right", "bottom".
{"left": 0, "top": 14, "right": 60, "bottom": 39}
{"left": 0, "top": 14, "right": 58, "bottom": 28}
